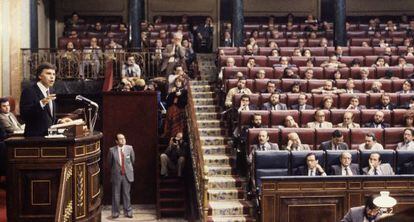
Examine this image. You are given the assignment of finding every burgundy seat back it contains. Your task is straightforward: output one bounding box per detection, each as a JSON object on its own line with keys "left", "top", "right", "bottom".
{"left": 360, "top": 109, "right": 391, "bottom": 126}
{"left": 233, "top": 93, "right": 261, "bottom": 107}
{"left": 300, "top": 109, "right": 331, "bottom": 127}
{"left": 392, "top": 109, "right": 408, "bottom": 127}
{"left": 364, "top": 79, "right": 392, "bottom": 92}
{"left": 239, "top": 110, "right": 270, "bottom": 128}
{"left": 330, "top": 109, "right": 361, "bottom": 125}
{"left": 350, "top": 128, "right": 384, "bottom": 149}
{"left": 260, "top": 92, "right": 286, "bottom": 105}
{"left": 286, "top": 93, "right": 313, "bottom": 108}
{"left": 247, "top": 128, "right": 280, "bottom": 153}
{"left": 384, "top": 127, "right": 406, "bottom": 150}
{"left": 367, "top": 93, "right": 398, "bottom": 108}
{"left": 249, "top": 67, "right": 274, "bottom": 79}
{"left": 223, "top": 67, "right": 250, "bottom": 80}
{"left": 338, "top": 93, "right": 368, "bottom": 108}
{"left": 270, "top": 110, "right": 300, "bottom": 127}
{"left": 315, "top": 128, "right": 351, "bottom": 150}
{"left": 280, "top": 128, "right": 316, "bottom": 149}
{"left": 298, "top": 67, "right": 324, "bottom": 79}
{"left": 312, "top": 94, "right": 339, "bottom": 109}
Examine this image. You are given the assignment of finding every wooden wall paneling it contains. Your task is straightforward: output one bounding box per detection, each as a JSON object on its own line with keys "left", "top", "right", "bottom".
{"left": 243, "top": 0, "right": 320, "bottom": 18}
{"left": 102, "top": 91, "right": 158, "bottom": 204}
{"left": 346, "top": 0, "right": 414, "bottom": 16}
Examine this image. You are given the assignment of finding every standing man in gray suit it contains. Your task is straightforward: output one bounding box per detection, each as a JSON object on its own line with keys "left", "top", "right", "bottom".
{"left": 108, "top": 133, "right": 135, "bottom": 218}
{"left": 341, "top": 195, "right": 381, "bottom": 222}
{"left": 362, "top": 152, "right": 394, "bottom": 176}
{"left": 261, "top": 92, "right": 287, "bottom": 111}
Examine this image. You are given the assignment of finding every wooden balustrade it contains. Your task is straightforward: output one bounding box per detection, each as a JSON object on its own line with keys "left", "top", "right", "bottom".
{"left": 186, "top": 84, "right": 209, "bottom": 221}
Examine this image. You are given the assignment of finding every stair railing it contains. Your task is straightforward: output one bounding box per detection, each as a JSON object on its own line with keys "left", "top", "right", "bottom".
{"left": 186, "top": 84, "right": 209, "bottom": 222}
{"left": 55, "top": 161, "right": 74, "bottom": 222}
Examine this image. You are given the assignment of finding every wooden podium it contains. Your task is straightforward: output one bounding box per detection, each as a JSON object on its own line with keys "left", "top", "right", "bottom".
{"left": 5, "top": 132, "right": 103, "bottom": 222}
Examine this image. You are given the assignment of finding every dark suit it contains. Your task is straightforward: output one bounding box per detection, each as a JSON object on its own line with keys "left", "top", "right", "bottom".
{"left": 364, "top": 121, "right": 390, "bottom": 128}
{"left": 291, "top": 104, "right": 313, "bottom": 111}
{"left": 320, "top": 140, "right": 349, "bottom": 151}
{"left": 20, "top": 84, "right": 56, "bottom": 137}
{"left": 330, "top": 164, "right": 360, "bottom": 175}
{"left": 261, "top": 102, "right": 287, "bottom": 110}
{"left": 341, "top": 206, "right": 380, "bottom": 222}
{"left": 374, "top": 103, "right": 397, "bottom": 111}
{"left": 295, "top": 166, "right": 326, "bottom": 176}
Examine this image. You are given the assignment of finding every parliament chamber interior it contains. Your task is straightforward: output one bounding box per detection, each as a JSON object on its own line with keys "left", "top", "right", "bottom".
{"left": 1, "top": 0, "right": 414, "bottom": 221}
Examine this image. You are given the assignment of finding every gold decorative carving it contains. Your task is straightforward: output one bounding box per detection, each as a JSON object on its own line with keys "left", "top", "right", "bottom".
{"left": 63, "top": 200, "right": 73, "bottom": 222}
{"left": 75, "top": 163, "right": 86, "bottom": 219}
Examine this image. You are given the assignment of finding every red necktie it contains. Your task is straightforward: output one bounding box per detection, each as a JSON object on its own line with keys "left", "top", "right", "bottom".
{"left": 121, "top": 148, "right": 126, "bottom": 175}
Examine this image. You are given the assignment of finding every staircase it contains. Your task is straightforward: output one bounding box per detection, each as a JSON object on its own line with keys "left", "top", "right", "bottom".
{"left": 157, "top": 138, "right": 187, "bottom": 219}
{"left": 190, "top": 80, "right": 255, "bottom": 222}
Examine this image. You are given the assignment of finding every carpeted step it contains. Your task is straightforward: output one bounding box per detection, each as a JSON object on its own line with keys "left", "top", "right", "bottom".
{"left": 193, "top": 98, "right": 216, "bottom": 105}
{"left": 206, "top": 166, "right": 235, "bottom": 176}
{"left": 191, "top": 85, "right": 214, "bottom": 92}
{"left": 159, "top": 207, "right": 186, "bottom": 217}
{"left": 202, "top": 145, "right": 233, "bottom": 155}
{"left": 208, "top": 189, "right": 245, "bottom": 201}
{"left": 204, "top": 154, "right": 236, "bottom": 166}
{"left": 201, "top": 136, "right": 231, "bottom": 146}
{"left": 159, "top": 198, "right": 185, "bottom": 208}
{"left": 196, "top": 112, "right": 222, "bottom": 121}
{"left": 206, "top": 176, "right": 247, "bottom": 190}
{"left": 190, "top": 80, "right": 210, "bottom": 86}
{"left": 198, "top": 120, "right": 225, "bottom": 128}
{"left": 208, "top": 200, "right": 254, "bottom": 216}
{"left": 159, "top": 188, "right": 184, "bottom": 199}
{"left": 192, "top": 91, "right": 216, "bottom": 99}
{"left": 199, "top": 128, "right": 227, "bottom": 136}
{"left": 195, "top": 105, "right": 221, "bottom": 113}
{"left": 207, "top": 215, "right": 256, "bottom": 222}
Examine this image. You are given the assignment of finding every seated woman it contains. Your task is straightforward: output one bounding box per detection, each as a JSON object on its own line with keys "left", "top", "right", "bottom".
{"left": 371, "top": 56, "right": 389, "bottom": 68}
{"left": 320, "top": 95, "right": 335, "bottom": 110}
{"left": 397, "top": 80, "right": 414, "bottom": 94}
{"left": 290, "top": 81, "right": 302, "bottom": 93}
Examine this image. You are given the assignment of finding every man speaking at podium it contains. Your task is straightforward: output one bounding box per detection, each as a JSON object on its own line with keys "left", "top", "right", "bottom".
{"left": 20, "top": 62, "right": 71, "bottom": 137}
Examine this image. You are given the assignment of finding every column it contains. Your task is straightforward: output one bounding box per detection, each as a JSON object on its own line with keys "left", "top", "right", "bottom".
{"left": 49, "top": 0, "right": 56, "bottom": 48}
{"left": 129, "top": 0, "right": 141, "bottom": 48}
{"left": 333, "top": 0, "right": 346, "bottom": 46}
{"left": 232, "top": 0, "right": 244, "bottom": 47}
{"left": 30, "top": 0, "right": 38, "bottom": 49}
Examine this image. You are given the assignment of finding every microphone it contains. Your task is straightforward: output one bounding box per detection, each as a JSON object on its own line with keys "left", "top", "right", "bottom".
{"left": 75, "top": 95, "right": 98, "bottom": 107}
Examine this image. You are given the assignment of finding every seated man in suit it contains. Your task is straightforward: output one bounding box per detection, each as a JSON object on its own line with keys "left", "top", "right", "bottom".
{"left": 366, "top": 80, "right": 384, "bottom": 93}
{"left": 0, "top": 97, "right": 24, "bottom": 134}
{"left": 234, "top": 113, "right": 266, "bottom": 146}
{"left": 397, "top": 128, "right": 414, "bottom": 150}
{"left": 261, "top": 80, "right": 280, "bottom": 94}
{"left": 306, "top": 110, "right": 333, "bottom": 128}
{"left": 346, "top": 96, "right": 366, "bottom": 111}
{"left": 362, "top": 152, "right": 395, "bottom": 175}
{"left": 337, "top": 112, "right": 360, "bottom": 128}
{"left": 261, "top": 92, "right": 287, "bottom": 110}
{"left": 218, "top": 57, "right": 236, "bottom": 80}
{"left": 344, "top": 78, "right": 361, "bottom": 94}
{"left": 364, "top": 111, "right": 390, "bottom": 128}
{"left": 341, "top": 195, "right": 381, "bottom": 222}
{"left": 320, "top": 130, "right": 349, "bottom": 150}
{"left": 374, "top": 93, "right": 396, "bottom": 111}
{"left": 400, "top": 95, "right": 414, "bottom": 109}
{"left": 225, "top": 78, "right": 252, "bottom": 107}
{"left": 330, "top": 151, "right": 360, "bottom": 175}
{"left": 283, "top": 132, "right": 311, "bottom": 151}
{"left": 311, "top": 79, "right": 343, "bottom": 94}
{"left": 291, "top": 93, "right": 313, "bottom": 110}
{"left": 237, "top": 94, "right": 257, "bottom": 112}
{"left": 295, "top": 152, "right": 327, "bottom": 176}
{"left": 283, "top": 115, "right": 299, "bottom": 128}
{"left": 248, "top": 130, "right": 279, "bottom": 164}
{"left": 359, "top": 133, "right": 384, "bottom": 150}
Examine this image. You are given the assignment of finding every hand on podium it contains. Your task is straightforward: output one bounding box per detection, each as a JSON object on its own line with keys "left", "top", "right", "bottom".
{"left": 58, "top": 117, "right": 72, "bottom": 124}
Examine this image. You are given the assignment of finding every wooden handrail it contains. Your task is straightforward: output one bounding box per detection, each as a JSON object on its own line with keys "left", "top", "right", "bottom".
{"left": 186, "top": 84, "right": 208, "bottom": 221}
{"left": 55, "top": 161, "right": 74, "bottom": 222}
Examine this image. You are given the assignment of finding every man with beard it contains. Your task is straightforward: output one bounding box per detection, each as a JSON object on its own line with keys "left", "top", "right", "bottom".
{"left": 261, "top": 92, "right": 287, "bottom": 110}
{"left": 341, "top": 195, "right": 381, "bottom": 222}
{"left": 225, "top": 78, "right": 252, "bottom": 107}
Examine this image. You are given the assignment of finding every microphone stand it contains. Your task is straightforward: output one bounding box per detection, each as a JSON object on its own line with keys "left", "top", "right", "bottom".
{"left": 87, "top": 104, "right": 99, "bottom": 135}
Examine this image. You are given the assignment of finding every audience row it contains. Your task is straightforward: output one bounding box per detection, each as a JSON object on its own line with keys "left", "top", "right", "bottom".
{"left": 247, "top": 127, "right": 413, "bottom": 151}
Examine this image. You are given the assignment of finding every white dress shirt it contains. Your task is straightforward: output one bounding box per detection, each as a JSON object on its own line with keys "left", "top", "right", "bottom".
{"left": 37, "top": 81, "right": 53, "bottom": 114}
